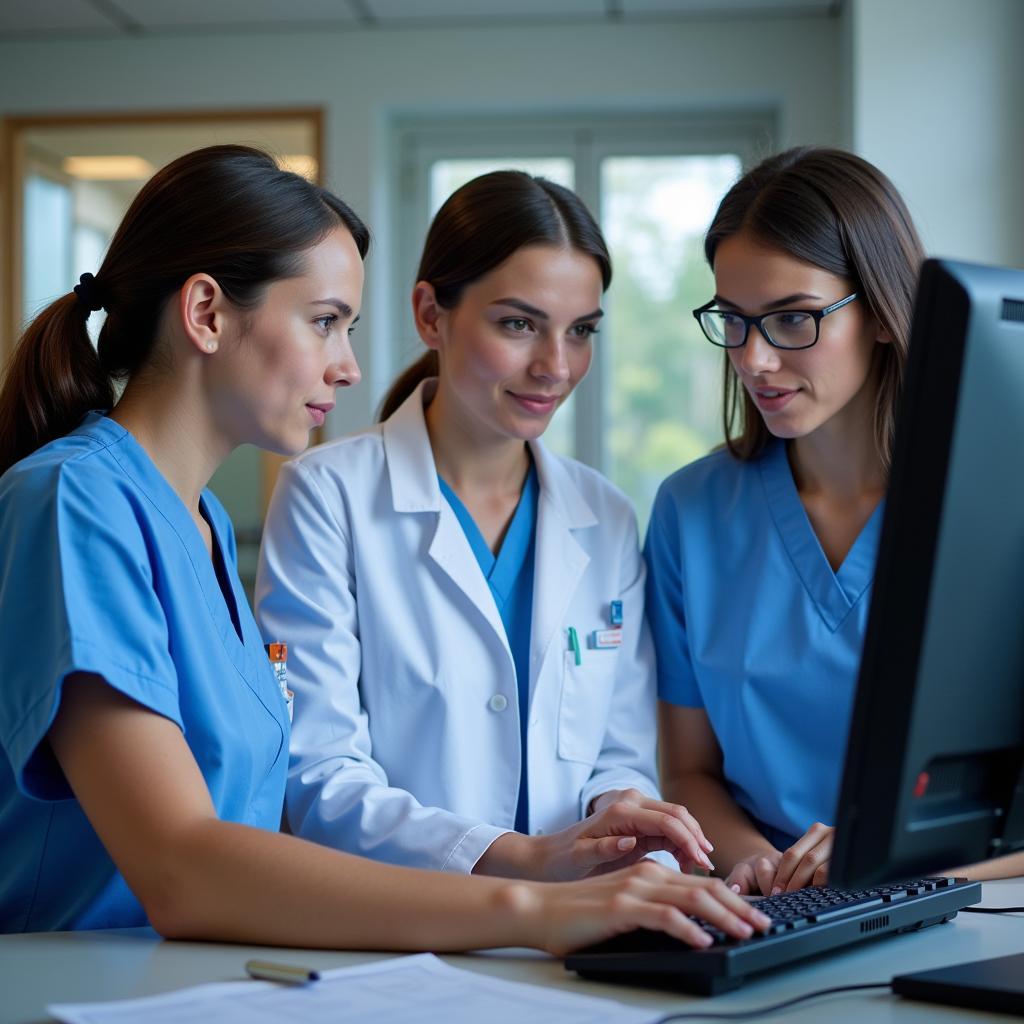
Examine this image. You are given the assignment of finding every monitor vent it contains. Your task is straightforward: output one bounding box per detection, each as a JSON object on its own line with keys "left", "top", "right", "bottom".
{"left": 860, "top": 914, "right": 890, "bottom": 933}
{"left": 1002, "top": 298, "right": 1024, "bottom": 322}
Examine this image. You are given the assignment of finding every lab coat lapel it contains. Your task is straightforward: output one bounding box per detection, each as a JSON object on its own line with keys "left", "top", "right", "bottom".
{"left": 529, "top": 441, "right": 596, "bottom": 691}
{"left": 382, "top": 381, "right": 508, "bottom": 649}
{"left": 428, "top": 505, "right": 508, "bottom": 645}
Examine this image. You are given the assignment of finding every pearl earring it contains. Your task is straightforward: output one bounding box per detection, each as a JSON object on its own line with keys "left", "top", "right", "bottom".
{"left": 206, "top": 341, "right": 217, "bottom": 352}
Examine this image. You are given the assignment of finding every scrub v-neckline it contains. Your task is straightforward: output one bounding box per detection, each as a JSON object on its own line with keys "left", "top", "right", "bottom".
{"left": 202, "top": 502, "right": 244, "bottom": 645}
{"left": 96, "top": 414, "right": 250, "bottom": 652}
{"left": 760, "top": 440, "right": 884, "bottom": 632}
{"left": 437, "top": 466, "right": 538, "bottom": 608}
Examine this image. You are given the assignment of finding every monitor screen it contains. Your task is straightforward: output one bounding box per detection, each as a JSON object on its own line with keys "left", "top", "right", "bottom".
{"left": 831, "top": 257, "right": 1024, "bottom": 889}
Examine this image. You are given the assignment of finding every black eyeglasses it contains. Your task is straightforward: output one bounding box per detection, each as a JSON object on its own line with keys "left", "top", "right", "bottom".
{"left": 692, "top": 292, "right": 859, "bottom": 350}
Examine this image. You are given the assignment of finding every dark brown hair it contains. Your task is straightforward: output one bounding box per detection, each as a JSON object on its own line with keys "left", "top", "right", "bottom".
{"left": 378, "top": 170, "right": 611, "bottom": 421}
{"left": 705, "top": 146, "right": 925, "bottom": 470}
{"left": 0, "top": 144, "right": 369, "bottom": 477}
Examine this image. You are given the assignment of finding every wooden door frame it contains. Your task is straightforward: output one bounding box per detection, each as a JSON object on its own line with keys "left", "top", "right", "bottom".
{"left": 0, "top": 106, "right": 324, "bottom": 507}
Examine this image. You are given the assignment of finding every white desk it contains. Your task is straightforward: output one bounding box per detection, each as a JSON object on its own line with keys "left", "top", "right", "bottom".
{"left": 2, "top": 880, "right": 1021, "bottom": 1024}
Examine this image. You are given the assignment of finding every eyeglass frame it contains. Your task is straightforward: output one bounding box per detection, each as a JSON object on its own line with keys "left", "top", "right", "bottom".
{"left": 691, "top": 292, "right": 860, "bottom": 350}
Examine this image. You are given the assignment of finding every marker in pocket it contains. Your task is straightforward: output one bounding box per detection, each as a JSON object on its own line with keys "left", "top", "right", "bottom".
{"left": 568, "top": 626, "right": 582, "bottom": 666}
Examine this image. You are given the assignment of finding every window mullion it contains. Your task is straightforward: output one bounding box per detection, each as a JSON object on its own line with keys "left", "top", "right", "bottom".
{"left": 571, "top": 128, "right": 605, "bottom": 472}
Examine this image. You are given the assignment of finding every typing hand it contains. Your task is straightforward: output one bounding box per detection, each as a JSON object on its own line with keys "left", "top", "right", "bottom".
{"left": 724, "top": 849, "right": 783, "bottom": 895}
{"left": 536, "top": 862, "right": 772, "bottom": 956}
{"left": 540, "top": 788, "right": 716, "bottom": 881}
{"left": 770, "top": 822, "right": 835, "bottom": 893}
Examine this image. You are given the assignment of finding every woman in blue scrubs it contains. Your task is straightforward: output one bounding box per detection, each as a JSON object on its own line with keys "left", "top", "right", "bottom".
{"left": 0, "top": 144, "right": 767, "bottom": 950}
{"left": 649, "top": 146, "right": 1024, "bottom": 894}
{"left": 648, "top": 147, "right": 918, "bottom": 895}
{"left": 257, "top": 172, "right": 717, "bottom": 880}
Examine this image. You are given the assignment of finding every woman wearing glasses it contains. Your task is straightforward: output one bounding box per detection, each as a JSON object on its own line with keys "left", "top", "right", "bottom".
{"left": 647, "top": 147, "right": 923, "bottom": 896}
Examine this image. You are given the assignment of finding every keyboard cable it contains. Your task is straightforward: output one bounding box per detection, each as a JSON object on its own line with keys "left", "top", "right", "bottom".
{"left": 961, "top": 905, "right": 1024, "bottom": 914}
{"left": 652, "top": 982, "right": 892, "bottom": 1022}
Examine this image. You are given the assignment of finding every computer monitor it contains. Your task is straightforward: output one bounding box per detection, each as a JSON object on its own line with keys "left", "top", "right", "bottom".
{"left": 831, "top": 257, "right": 1024, "bottom": 890}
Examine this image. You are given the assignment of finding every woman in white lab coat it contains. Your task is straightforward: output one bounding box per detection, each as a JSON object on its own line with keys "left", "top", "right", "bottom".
{"left": 257, "top": 171, "right": 716, "bottom": 880}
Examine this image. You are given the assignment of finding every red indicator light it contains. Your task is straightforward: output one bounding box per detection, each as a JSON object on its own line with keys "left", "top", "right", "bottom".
{"left": 913, "top": 771, "right": 930, "bottom": 798}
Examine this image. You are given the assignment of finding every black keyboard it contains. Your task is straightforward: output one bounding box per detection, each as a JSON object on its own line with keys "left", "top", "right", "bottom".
{"left": 566, "top": 877, "right": 982, "bottom": 995}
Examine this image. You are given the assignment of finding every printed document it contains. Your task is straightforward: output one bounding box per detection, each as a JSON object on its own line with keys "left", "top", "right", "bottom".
{"left": 48, "top": 952, "right": 660, "bottom": 1023}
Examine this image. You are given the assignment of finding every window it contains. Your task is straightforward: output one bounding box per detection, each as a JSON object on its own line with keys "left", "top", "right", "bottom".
{"left": 24, "top": 173, "right": 72, "bottom": 324}
{"left": 394, "top": 113, "right": 773, "bottom": 527}
{"left": 430, "top": 158, "right": 574, "bottom": 213}
{"left": 601, "top": 154, "right": 742, "bottom": 521}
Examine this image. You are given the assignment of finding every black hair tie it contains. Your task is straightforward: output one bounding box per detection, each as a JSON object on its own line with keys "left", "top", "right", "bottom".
{"left": 73, "top": 272, "right": 106, "bottom": 314}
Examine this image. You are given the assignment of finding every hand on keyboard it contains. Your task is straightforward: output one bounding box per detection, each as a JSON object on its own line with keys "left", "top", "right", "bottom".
{"left": 724, "top": 849, "right": 783, "bottom": 896}
{"left": 696, "top": 878, "right": 960, "bottom": 946}
{"left": 725, "top": 821, "right": 835, "bottom": 895}
{"left": 771, "top": 822, "right": 835, "bottom": 892}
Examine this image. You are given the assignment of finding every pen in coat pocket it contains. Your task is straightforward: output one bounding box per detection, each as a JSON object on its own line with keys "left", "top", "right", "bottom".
{"left": 568, "top": 626, "right": 582, "bottom": 665}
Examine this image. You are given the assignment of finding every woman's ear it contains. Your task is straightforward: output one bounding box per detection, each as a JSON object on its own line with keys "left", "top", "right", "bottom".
{"left": 411, "top": 281, "right": 445, "bottom": 351}
{"left": 178, "top": 273, "right": 227, "bottom": 355}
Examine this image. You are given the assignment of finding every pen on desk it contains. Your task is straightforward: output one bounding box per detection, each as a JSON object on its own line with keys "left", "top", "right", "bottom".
{"left": 245, "top": 959, "right": 321, "bottom": 984}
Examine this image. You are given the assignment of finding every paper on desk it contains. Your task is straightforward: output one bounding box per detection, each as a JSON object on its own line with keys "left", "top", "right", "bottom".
{"left": 48, "top": 952, "right": 660, "bottom": 1023}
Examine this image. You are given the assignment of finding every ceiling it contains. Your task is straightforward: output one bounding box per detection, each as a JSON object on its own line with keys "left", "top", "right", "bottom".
{"left": 0, "top": 0, "right": 842, "bottom": 38}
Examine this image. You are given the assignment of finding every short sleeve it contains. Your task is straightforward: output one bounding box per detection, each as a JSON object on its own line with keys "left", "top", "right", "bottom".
{"left": 644, "top": 482, "right": 704, "bottom": 708}
{"left": 0, "top": 460, "right": 182, "bottom": 800}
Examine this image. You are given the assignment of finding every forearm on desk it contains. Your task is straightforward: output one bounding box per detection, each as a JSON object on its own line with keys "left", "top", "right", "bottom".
{"left": 153, "top": 819, "right": 539, "bottom": 951}
{"left": 948, "top": 849, "right": 1024, "bottom": 881}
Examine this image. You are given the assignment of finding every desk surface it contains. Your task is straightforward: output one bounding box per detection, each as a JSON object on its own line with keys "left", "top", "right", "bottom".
{"left": 2, "top": 879, "right": 1022, "bottom": 1024}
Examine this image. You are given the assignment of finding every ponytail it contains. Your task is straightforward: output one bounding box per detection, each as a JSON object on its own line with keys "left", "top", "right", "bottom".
{"left": 377, "top": 351, "right": 438, "bottom": 422}
{"left": 0, "top": 293, "right": 114, "bottom": 477}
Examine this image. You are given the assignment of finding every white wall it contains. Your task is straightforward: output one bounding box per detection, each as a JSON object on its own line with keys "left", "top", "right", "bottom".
{"left": 0, "top": 15, "right": 841, "bottom": 435}
{"left": 845, "top": 0, "right": 1024, "bottom": 269}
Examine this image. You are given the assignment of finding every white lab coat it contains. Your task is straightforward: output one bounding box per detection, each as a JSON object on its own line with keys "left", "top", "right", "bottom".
{"left": 255, "top": 380, "right": 661, "bottom": 873}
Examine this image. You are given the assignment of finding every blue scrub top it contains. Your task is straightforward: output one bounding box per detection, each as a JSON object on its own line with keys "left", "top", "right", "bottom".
{"left": 644, "top": 441, "right": 883, "bottom": 847}
{"left": 0, "top": 413, "right": 290, "bottom": 933}
{"left": 438, "top": 462, "right": 538, "bottom": 833}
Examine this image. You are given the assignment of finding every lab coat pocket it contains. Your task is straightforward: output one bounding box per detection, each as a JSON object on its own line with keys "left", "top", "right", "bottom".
{"left": 558, "top": 649, "right": 618, "bottom": 765}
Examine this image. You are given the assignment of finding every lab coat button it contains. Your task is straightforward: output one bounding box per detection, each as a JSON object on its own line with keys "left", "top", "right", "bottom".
{"left": 488, "top": 694, "right": 508, "bottom": 712}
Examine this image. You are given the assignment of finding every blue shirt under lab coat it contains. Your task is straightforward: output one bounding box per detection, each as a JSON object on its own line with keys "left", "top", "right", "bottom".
{"left": 439, "top": 463, "right": 539, "bottom": 833}
{"left": 645, "top": 441, "right": 883, "bottom": 848}
{"left": 0, "top": 413, "right": 289, "bottom": 932}
{"left": 256, "top": 380, "right": 662, "bottom": 873}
